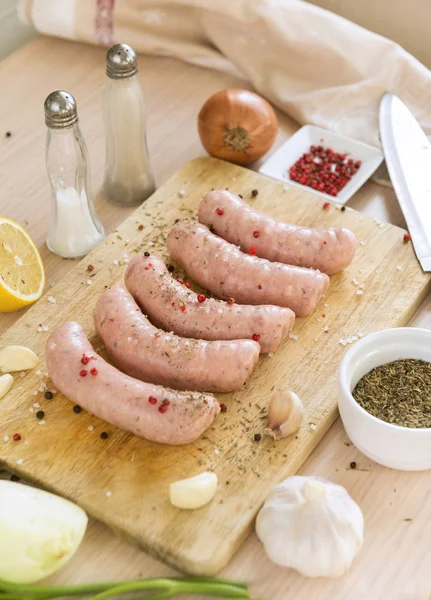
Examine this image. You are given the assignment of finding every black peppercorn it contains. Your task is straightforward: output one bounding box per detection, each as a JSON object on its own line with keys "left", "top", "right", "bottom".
{"left": 36, "top": 410, "right": 45, "bottom": 419}
{"left": 73, "top": 405, "right": 82, "bottom": 414}
{"left": 341, "top": 206, "right": 346, "bottom": 212}
{"left": 167, "top": 264, "right": 174, "bottom": 273}
{"left": 44, "top": 391, "right": 53, "bottom": 400}
{"left": 350, "top": 461, "right": 357, "bottom": 469}
{"left": 254, "top": 433, "right": 262, "bottom": 442}
{"left": 100, "top": 431, "right": 109, "bottom": 439}
{"left": 251, "top": 189, "right": 258, "bottom": 198}
{"left": 5, "top": 131, "right": 11, "bottom": 138}
{"left": 144, "top": 251, "right": 150, "bottom": 257}
{"left": 10, "top": 474, "right": 20, "bottom": 482}
{"left": 238, "top": 194, "right": 243, "bottom": 199}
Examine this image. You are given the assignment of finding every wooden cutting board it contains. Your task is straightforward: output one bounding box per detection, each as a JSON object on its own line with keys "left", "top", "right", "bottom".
{"left": 0, "top": 157, "right": 429, "bottom": 575}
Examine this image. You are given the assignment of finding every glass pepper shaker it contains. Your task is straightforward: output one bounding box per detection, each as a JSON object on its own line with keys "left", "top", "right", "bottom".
{"left": 102, "top": 43, "right": 156, "bottom": 206}
{"left": 44, "top": 91, "right": 105, "bottom": 258}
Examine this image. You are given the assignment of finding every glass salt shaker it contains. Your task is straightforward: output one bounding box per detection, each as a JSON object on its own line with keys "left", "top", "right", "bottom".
{"left": 102, "top": 43, "right": 156, "bottom": 206}
{"left": 44, "top": 91, "right": 105, "bottom": 258}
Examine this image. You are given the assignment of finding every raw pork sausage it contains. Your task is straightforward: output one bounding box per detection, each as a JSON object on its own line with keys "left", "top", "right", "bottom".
{"left": 125, "top": 254, "right": 295, "bottom": 354}
{"left": 94, "top": 287, "right": 260, "bottom": 392}
{"left": 45, "top": 321, "right": 220, "bottom": 445}
{"left": 199, "top": 190, "right": 357, "bottom": 275}
{"left": 167, "top": 221, "right": 329, "bottom": 317}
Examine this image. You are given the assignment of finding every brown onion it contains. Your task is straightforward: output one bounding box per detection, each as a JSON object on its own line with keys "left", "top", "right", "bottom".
{"left": 198, "top": 89, "right": 278, "bottom": 166}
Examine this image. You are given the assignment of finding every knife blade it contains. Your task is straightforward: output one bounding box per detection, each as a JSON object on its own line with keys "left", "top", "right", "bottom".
{"left": 379, "top": 93, "right": 431, "bottom": 271}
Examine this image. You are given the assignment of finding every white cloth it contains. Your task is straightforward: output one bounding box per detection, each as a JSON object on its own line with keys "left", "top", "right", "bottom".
{"left": 20, "top": 0, "right": 431, "bottom": 149}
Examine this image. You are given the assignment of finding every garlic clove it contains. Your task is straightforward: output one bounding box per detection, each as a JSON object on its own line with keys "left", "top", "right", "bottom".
{"left": 264, "top": 388, "right": 304, "bottom": 439}
{"left": 169, "top": 472, "right": 218, "bottom": 510}
{"left": 0, "top": 345, "right": 39, "bottom": 373}
{"left": 0, "top": 374, "right": 13, "bottom": 399}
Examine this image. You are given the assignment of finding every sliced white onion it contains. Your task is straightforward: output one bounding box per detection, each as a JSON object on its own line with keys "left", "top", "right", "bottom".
{"left": 169, "top": 472, "right": 218, "bottom": 509}
{"left": 0, "top": 481, "right": 88, "bottom": 583}
{"left": 0, "top": 345, "right": 39, "bottom": 373}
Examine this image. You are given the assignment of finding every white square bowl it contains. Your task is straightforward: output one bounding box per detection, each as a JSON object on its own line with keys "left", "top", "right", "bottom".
{"left": 259, "top": 125, "right": 384, "bottom": 205}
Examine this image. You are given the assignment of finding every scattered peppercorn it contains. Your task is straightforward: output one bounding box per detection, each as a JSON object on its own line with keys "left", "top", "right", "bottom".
{"left": 144, "top": 251, "right": 150, "bottom": 256}
{"left": 238, "top": 194, "right": 243, "bottom": 199}
{"left": 249, "top": 247, "right": 257, "bottom": 256}
{"left": 5, "top": 131, "right": 11, "bottom": 138}
{"left": 44, "top": 391, "right": 53, "bottom": 399}
{"left": 81, "top": 354, "right": 90, "bottom": 365}
{"left": 180, "top": 305, "right": 186, "bottom": 312}
{"left": 252, "top": 333, "right": 261, "bottom": 342}
{"left": 167, "top": 264, "right": 174, "bottom": 273}
{"left": 323, "top": 202, "right": 330, "bottom": 210}
{"left": 73, "top": 405, "right": 82, "bottom": 414}
{"left": 100, "top": 431, "right": 109, "bottom": 439}
{"left": 289, "top": 146, "right": 361, "bottom": 197}
{"left": 148, "top": 396, "right": 157, "bottom": 404}
{"left": 10, "top": 474, "right": 20, "bottom": 482}
{"left": 251, "top": 189, "right": 258, "bottom": 197}
{"left": 403, "top": 233, "right": 411, "bottom": 243}
{"left": 159, "top": 404, "right": 168, "bottom": 413}
{"left": 36, "top": 410, "right": 45, "bottom": 420}
{"left": 87, "top": 264, "right": 94, "bottom": 272}
{"left": 350, "top": 461, "right": 357, "bottom": 469}
{"left": 162, "top": 399, "right": 170, "bottom": 405}
{"left": 226, "top": 297, "right": 235, "bottom": 305}
{"left": 90, "top": 367, "right": 98, "bottom": 376}
{"left": 184, "top": 282, "right": 190, "bottom": 289}
{"left": 138, "top": 224, "right": 144, "bottom": 231}
{"left": 145, "top": 263, "right": 153, "bottom": 270}
{"left": 254, "top": 433, "right": 262, "bottom": 442}
{"left": 220, "top": 403, "right": 227, "bottom": 413}
{"left": 216, "top": 207, "right": 224, "bottom": 216}
{"left": 253, "top": 230, "right": 260, "bottom": 238}
{"left": 257, "top": 284, "right": 262, "bottom": 290}
{"left": 341, "top": 206, "right": 346, "bottom": 212}
{"left": 197, "top": 294, "right": 206, "bottom": 303}
{"left": 13, "top": 433, "right": 21, "bottom": 441}
{"left": 79, "top": 369, "right": 87, "bottom": 377}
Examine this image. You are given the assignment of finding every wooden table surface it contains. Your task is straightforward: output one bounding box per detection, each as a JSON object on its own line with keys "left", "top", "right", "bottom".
{"left": 1, "top": 37, "right": 430, "bottom": 600}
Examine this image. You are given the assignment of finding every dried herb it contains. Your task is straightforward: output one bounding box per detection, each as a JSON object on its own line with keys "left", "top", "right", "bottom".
{"left": 353, "top": 359, "right": 431, "bottom": 428}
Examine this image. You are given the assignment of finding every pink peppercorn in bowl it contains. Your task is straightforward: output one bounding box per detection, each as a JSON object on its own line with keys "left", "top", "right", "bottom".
{"left": 259, "top": 125, "right": 383, "bottom": 205}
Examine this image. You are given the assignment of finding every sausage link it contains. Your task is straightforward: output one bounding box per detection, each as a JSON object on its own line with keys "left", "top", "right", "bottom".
{"left": 45, "top": 321, "right": 220, "bottom": 445}
{"left": 199, "top": 190, "right": 357, "bottom": 275}
{"left": 125, "top": 254, "right": 295, "bottom": 354}
{"left": 167, "top": 221, "right": 329, "bottom": 317}
{"left": 94, "top": 288, "right": 260, "bottom": 392}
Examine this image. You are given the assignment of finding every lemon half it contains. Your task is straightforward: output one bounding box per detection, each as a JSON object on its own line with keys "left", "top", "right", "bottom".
{"left": 0, "top": 218, "right": 45, "bottom": 312}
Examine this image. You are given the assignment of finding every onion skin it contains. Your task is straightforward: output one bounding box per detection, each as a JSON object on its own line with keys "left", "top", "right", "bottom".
{"left": 198, "top": 89, "right": 278, "bottom": 166}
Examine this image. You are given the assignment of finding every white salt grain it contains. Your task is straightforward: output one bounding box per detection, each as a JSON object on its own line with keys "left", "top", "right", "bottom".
{"left": 356, "top": 290, "right": 364, "bottom": 296}
{"left": 268, "top": 352, "right": 274, "bottom": 357}
{"left": 214, "top": 448, "right": 220, "bottom": 455}
{"left": 178, "top": 189, "right": 186, "bottom": 197}
{"left": 32, "top": 391, "right": 38, "bottom": 396}
{"left": 37, "top": 325, "right": 43, "bottom": 332}
{"left": 38, "top": 420, "right": 46, "bottom": 425}
{"left": 3, "top": 435, "right": 9, "bottom": 442}
{"left": 113, "top": 260, "right": 119, "bottom": 265}
{"left": 397, "top": 265, "right": 403, "bottom": 271}
{"left": 43, "top": 325, "right": 49, "bottom": 332}
{"left": 33, "top": 403, "right": 40, "bottom": 408}
{"left": 360, "top": 241, "right": 366, "bottom": 246}
{"left": 323, "top": 326, "right": 329, "bottom": 332}
{"left": 106, "top": 491, "right": 112, "bottom": 498}
{"left": 20, "top": 372, "right": 26, "bottom": 378}
{"left": 35, "top": 369, "right": 41, "bottom": 375}
{"left": 289, "top": 333, "right": 298, "bottom": 341}
{"left": 310, "top": 423, "right": 316, "bottom": 431}
{"left": 88, "top": 426, "right": 94, "bottom": 432}
{"left": 47, "top": 296, "right": 56, "bottom": 303}
{"left": 16, "top": 458, "right": 24, "bottom": 465}
{"left": 87, "top": 280, "right": 93, "bottom": 285}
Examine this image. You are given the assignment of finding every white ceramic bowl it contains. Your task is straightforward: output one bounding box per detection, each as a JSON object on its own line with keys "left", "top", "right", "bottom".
{"left": 338, "top": 327, "right": 431, "bottom": 471}
{"left": 259, "top": 125, "right": 383, "bottom": 205}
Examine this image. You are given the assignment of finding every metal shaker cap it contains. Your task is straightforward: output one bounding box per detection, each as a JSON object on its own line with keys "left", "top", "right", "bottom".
{"left": 106, "top": 43, "right": 138, "bottom": 79}
{"left": 44, "top": 91, "right": 78, "bottom": 129}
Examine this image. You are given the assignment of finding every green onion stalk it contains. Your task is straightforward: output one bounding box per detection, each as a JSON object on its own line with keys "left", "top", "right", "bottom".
{"left": 0, "top": 576, "right": 261, "bottom": 600}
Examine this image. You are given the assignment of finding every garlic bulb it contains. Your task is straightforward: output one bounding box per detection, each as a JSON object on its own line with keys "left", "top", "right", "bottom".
{"left": 264, "top": 388, "right": 303, "bottom": 439}
{"left": 256, "top": 476, "right": 364, "bottom": 578}
{"left": 0, "top": 481, "right": 88, "bottom": 583}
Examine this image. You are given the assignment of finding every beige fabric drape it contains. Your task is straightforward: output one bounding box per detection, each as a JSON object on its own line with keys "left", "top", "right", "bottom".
{"left": 21, "top": 0, "right": 431, "bottom": 148}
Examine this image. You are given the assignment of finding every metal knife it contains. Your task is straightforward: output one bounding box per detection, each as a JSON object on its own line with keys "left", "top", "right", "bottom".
{"left": 379, "top": 93, "right": 431, "bottom": 271}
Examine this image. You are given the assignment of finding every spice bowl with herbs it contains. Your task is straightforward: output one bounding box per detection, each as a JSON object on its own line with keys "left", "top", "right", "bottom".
{"left": 338, "top": 327, "right": 431, "bottom": 471}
